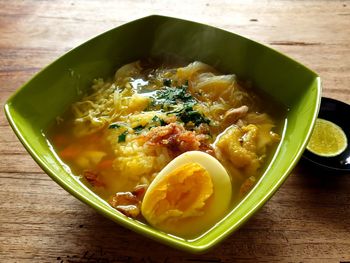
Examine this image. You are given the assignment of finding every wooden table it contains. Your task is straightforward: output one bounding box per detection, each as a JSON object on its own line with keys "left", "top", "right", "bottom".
{"left": 1, "top": 1, "right": 350, "bottom": 262}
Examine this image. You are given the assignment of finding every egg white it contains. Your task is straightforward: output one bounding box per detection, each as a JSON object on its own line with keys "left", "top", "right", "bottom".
{"left": 141, "top": 151, "right": 232, "bottom": 238}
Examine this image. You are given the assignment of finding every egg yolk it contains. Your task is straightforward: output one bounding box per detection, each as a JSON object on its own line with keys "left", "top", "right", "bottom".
{"left": 141, "top": 163, "right": 213, "bottom": 230}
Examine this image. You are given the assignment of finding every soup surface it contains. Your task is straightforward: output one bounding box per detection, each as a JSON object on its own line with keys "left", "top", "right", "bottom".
{"left": 48, "top": 60, "right": 284, "bottom": 238}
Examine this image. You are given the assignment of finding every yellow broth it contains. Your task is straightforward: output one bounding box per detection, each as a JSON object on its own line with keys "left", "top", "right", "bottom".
{"left": 47, "top": 60, "right": 286, "bottom": 238}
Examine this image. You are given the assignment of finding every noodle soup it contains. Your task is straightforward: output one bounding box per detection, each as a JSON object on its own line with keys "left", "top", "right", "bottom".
{"left": 48, "top": 60, "right": 284, "bottom": 238}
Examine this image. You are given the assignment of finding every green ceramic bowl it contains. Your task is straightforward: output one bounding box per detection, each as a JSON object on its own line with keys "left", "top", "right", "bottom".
{"left": 4, "top": 15, "right": 321, "bottom": 253}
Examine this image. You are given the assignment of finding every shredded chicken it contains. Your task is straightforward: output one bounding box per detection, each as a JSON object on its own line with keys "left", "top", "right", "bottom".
{"left": 223, "top": 105, "right": 249, "bottom": 123}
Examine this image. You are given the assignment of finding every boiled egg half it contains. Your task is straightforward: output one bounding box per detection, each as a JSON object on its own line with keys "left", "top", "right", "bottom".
{"left": 141, "top": 151, "right": 232, "bottom": 238}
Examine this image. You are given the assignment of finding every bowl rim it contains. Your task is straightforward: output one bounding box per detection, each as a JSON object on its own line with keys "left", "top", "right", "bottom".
{"left": 3, "top": 15, "right": 322, "bottom": 253}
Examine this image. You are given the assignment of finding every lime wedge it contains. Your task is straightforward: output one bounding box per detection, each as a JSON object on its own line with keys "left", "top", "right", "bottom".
{"left": 307, "top": 118, "right": 347, "bottom": 157}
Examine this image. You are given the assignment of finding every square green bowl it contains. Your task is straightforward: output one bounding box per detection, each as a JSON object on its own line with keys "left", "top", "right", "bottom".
{"left": 4, "top": 15, "right": 321, "bottom": 253}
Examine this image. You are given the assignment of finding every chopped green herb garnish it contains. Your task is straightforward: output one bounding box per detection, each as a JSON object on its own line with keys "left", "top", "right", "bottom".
{"left": 144, "top": 80, "right": 210, "bottom": 126}
{"left": 152, "top": 115, "right": 160, "bottom": 122}
{"left": 168, "top": 105, "right": 210, "bottom": 126}
{"left": 109, "top": 122, "right": 128, "bottom": 129}
{"left": 152, "top": 115, "right": 167, "bottom": 126}
{"left": 118, "top": 131, "right": 128, "bottom": 142}
{"left": 109, "top": 123, "right": 121, "bottom": 129}
{"left": 150, "top": 82, "right": 196, "bottom": 110}
{"left": 133, "top": 125, "right": 145, "bottom": 134}
{"left": 163, "top": 78, "right": 172, "bottom": 87}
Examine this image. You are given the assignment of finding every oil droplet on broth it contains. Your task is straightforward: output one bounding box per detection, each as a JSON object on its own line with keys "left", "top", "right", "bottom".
{"left": 307, "top": 118, "right": 347, "bottom": 157}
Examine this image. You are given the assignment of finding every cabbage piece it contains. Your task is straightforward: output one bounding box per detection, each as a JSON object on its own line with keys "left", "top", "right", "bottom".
{"left": 115, "top": 61, "right": 142, "bottom": 81}
{"left": 194, "top": 73, "right": 236, "bottom": 101}
{"left": 176, "top": 61, "right": 215, "bottom": 82}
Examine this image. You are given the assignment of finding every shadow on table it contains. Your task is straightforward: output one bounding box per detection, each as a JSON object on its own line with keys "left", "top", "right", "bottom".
{"left": 54, "top": 161, "right": 350, "bottom": 262}
{"left": 54, "top": 207, "right": 284, "bottom": 262}
{"left": 295, "top": 159, "right": 350, "bottom": 231}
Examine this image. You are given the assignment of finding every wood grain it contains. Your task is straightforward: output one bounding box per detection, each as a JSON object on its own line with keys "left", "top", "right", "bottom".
{"left": 1, "top": 1, "right": 350, "bottom": 262}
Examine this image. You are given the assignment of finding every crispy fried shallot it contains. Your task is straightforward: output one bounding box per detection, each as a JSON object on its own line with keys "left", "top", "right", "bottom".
{"left": 141, "top": 123, "right": 213, "bottom": 154}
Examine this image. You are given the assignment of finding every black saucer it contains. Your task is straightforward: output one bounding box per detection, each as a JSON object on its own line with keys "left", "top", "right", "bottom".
{"left": 302, "top": 97, "right": 350, "bottom": 173}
